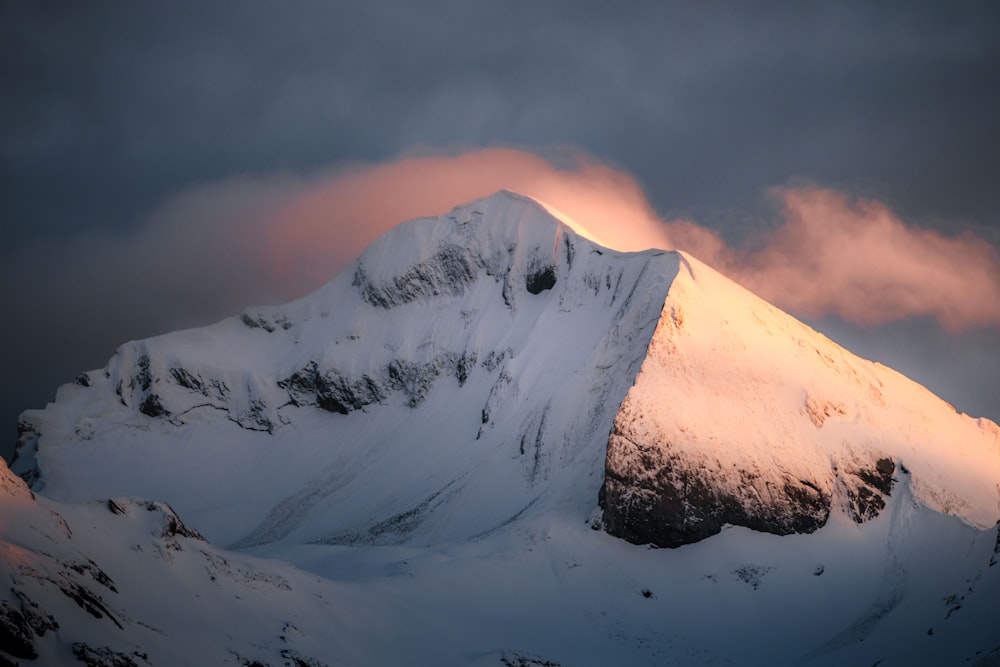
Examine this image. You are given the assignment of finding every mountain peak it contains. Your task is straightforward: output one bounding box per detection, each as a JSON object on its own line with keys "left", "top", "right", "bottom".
{"left": 5, "top": 194, "right": 1000, "bottom": 665}
{"left": 350, "top": 189, "right": 580, "bottom": 310}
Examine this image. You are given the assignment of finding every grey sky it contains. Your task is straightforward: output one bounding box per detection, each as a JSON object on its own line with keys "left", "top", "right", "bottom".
{"left": 2, "top": 1, "right": 999, "bottom": 460}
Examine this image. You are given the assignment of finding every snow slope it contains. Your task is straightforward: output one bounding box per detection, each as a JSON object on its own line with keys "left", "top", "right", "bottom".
{"left": 6, "top": 189, "right": 1000, "bottom": 665}
{"left": 0, "top": 455, "right": 357, "bottom": 666}
{"left": 602, "top": 251, "right": 1000, "bottom": 546}
{"left": 13, "top": 190, "right": 679, "bottom": 548}
{"left": 4, "top": 448, "right": 1000, "bottom": 666}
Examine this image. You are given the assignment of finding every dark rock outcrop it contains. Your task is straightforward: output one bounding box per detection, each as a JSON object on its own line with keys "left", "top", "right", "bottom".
{"left": 278, "top": 362, "right": 385, "bottom": 415}
{"left": 842, "top": 457, "right": 895, "bottom": 523}
{"left": 0, "top": 601, "right": 39, "bottom": 659}
{"left": 601, "top": 441, "right": 898, "bottom": 548}
{"left": 599, "top": 446, "right": 831, "bottom": 548}
{"left": 72, "top": 643, "right": 142, "bottom": 667}
{"left": 145, "top": 501, "right": 206, "bottom": 541}
{"left": 526, "top": 265, "right": 557, "bottom": 294}
{"left": 353, "top": 243, "right": 482, "bottom": 309}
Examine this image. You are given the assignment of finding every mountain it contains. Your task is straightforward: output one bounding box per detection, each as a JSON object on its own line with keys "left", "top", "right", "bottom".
{"left": 5, "top": 190, "right": 1000, "bottom": 665}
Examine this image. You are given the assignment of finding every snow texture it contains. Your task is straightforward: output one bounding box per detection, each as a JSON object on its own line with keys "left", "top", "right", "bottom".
{"left": 4, "top": 190, "right": 1000, "bottom": 665}
{"left": 601, "top": 251, "right": 1000, "bottom": 546}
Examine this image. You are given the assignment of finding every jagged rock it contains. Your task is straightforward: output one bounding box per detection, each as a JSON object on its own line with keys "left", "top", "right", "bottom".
{"left": 72, "top": 643, "right": 142, "bottom": 667}
{"left": 168, "top": 367, "right": 230, "bottom": 400}
{"left": 240, "top": 311, "right": 293, "bottom": 332}
{"left": 990, "top": 520, "right": 1000, "bottom": 567}
{"left": 145, "top": 501, "right": 205, "bottom": 541}
{"left": 107, "top": 499, "right": 129, "bottom": 515}
{"left": 499, "top": 650, "right": 562, "bottom": 667}
{"left": 386, "top": 359, "right": 441, "bottom": 408}
{"left": 138, "top": 392, "right": 168, "bottom": 418}
{"left": 600, "top": 444, "right": 831, "bottom": 547}
{"left": 843, "top": 457, "right": 895, "bottom": 522}
{"left": 280, "top": 648, "right": 329, "bottom": 667}
{"left": 279, "top": 362, "right": 385, "bottom": 414}
{"left": 0, "top": 601, "right": 38, "bottom": 659}
{"left": 10, "top": 417, "right": 42, "bottom": 487}
{"left": 67, "top": 560, "right": 118, "bottom": 593}
{"left": 525, "top": 264, "right": 557, "bottom": 294}
{"left": 353, "top": 243, "right": 481, "bottom": 309}
{"left": 58, "top": 581, "right": 121, "bottom": 628}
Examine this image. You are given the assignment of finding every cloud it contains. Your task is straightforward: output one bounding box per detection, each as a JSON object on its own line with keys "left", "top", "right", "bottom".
{"left": 6, "top": 148, "right": 998, "bottom": 360}
{"left": 243, "top": 148, "right": 1000, "bottom": 333}
{"left": 677, "top": 187, "right": 1000, "bottom": 332}
{"left": 253, "top": 147, "right": 672, "bottom": 297}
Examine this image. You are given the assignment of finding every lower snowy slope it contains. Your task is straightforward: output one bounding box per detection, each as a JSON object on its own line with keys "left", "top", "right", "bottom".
{"left": 0, "top": 456, "right": 356, "bottom": 666}
{"left": 3, "top": 452, "right": 1000, "bottom": 666}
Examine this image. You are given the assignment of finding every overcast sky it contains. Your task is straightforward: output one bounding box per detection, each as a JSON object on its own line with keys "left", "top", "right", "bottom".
{"left": 2, "top": 1, "right": 999, "bottom": 461}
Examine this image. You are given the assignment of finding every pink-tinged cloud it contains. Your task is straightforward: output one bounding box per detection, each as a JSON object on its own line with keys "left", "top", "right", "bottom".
{"left": 254, "top": 148, "right": 671, "bottom": 297}
{"left": 681, "top": 188, "right": 1000, "bottom": 332}
{"left": 248, "top": 148, "right": 1000, "bottom": 332}
{"left": 4, "top": 147, "right": 998, "bottom": 390}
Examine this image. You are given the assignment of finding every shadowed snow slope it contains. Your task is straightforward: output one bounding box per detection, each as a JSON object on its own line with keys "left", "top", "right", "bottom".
{"left": 14, "top": 190, "right": 679, "bottom": 548}
{"left": 6, "top": 190, "right": 1000, "bottom": 666}
{"left": 0, "top": 454, "right": 366, "bottom": 666}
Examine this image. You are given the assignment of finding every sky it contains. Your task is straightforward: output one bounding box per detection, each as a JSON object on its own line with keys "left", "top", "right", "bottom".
{"left": 2, "top": 1, "right": 999, "bottom": 462}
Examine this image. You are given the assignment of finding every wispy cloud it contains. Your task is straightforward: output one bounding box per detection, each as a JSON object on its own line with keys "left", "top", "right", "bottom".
{"left": 672, "top": 187, "right": 1000, "bottom": 332}
{"left": 247, "top": 148, "right": 1000, "bottom": 332}
{"left": 7, "top": 148, "right": 997, "bottom": 350}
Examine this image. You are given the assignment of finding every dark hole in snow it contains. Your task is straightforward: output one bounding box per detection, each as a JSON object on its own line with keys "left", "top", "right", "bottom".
{"left": 526, "top": 267, "right": 557, "bottom": 294}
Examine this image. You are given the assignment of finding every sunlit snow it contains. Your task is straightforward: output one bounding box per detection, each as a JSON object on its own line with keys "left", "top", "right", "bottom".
{"left": 4, "top": 191, "right": 999, "bottom": 666}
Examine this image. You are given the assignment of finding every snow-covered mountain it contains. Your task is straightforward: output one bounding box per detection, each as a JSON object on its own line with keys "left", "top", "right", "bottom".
{"left": 5, "top": 190, "right": 1000, "bottom": 665}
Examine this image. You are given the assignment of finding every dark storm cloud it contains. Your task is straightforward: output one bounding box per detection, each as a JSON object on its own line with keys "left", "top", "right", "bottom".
{"left": 4, "top": 2, "right": 998, "bottom": 238}
{"left": 2, "top": 1, "right": 999, "bottom": 460}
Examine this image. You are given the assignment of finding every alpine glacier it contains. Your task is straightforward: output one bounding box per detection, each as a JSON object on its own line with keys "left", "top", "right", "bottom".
{"left": 4, "top": 190, "right": 1000, "bottom": 666}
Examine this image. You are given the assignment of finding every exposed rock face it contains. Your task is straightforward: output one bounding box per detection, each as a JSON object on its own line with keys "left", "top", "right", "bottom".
{"left": 0, "top": 454, "right": 339, "bottom": 666}
{"left": 600, "top": 442, "right": 832, "bottom": 547}
{"left": 71, "top": 644, "right": 142, "bottom": 667}
{"left": 842, "top": 457, "right": 895, "bottom": 522}
{"left": 352, "top": 243, "right": 482, "bottom": 308}
{"left": 0, "top": 599, "right": 44, "bottom": 659}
